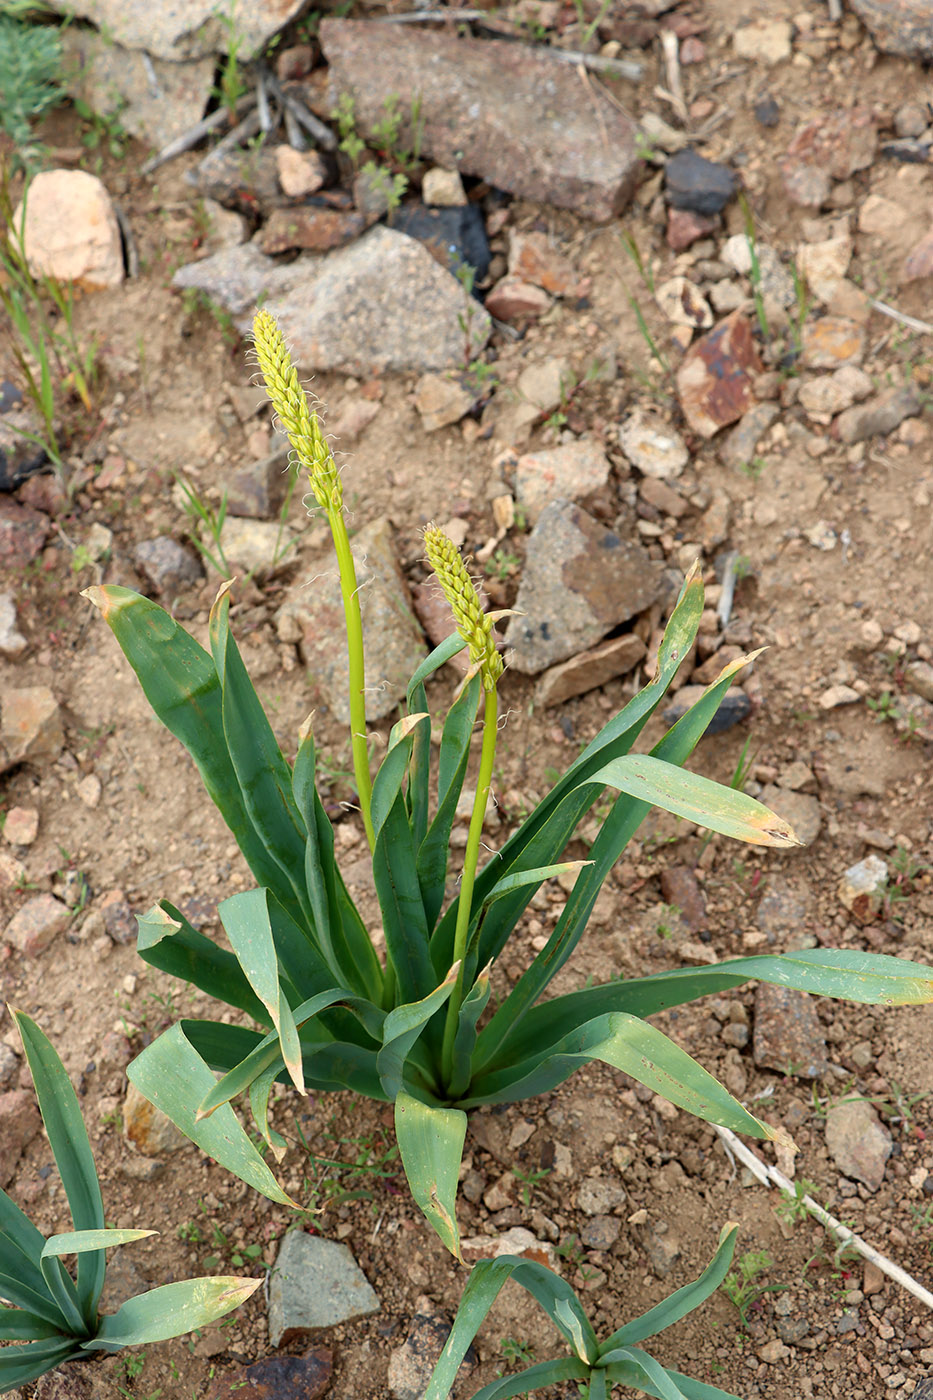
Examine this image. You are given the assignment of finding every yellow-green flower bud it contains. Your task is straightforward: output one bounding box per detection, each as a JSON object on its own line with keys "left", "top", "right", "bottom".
{"left": 251, "top": 310, "right": 342, "bottom": 511}
{"left": 424, "top": 525, "right": 504, "bottom": 691}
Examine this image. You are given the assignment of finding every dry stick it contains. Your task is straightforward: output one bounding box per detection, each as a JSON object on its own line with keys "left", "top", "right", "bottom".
{"left": 140, "top": 93, "right": 257, "bottom": 174}
{"left": 264, "top": 72, "right": 338, "bottom": 152}
{"left": 659, "top": 30, "right": 688, "bottom": 125}
{"left": 871, "top": 299, "right": 933, "bottom": 336}
{"left": 542, "top": 46, "right": 643, "bottom": 81}
{"left": 714, "top": 1124, "right": 933, "bottom": 1311}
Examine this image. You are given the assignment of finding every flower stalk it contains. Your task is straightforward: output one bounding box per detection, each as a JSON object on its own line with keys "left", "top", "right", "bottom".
{"left": 252, "top": 310, "right": 374, "bottom": 850}
{"left": 423, "top": 524, "right": 504, "bottom": 1086}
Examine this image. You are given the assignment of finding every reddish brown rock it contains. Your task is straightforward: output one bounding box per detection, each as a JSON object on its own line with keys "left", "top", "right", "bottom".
{"left": 204, "top": 1349, "right": 333, "bottom": 1400}
{"left": 753, "top": 983, "right": 829, "bottom": 1079}
{"left": 320, "top": 21, "right": 641, "bottom": 221}
{"left": 666, "top": 206, "right": 718, "bottom": 250}
{"left": 508, "top": 231, "right": 582, "bottom": 296}
{"left": 4, "top": 894, "right": 71, "bottom": 956}
{"left": 659, "top": 865, "right": 707, "bottom": 933}
{"left": 675, "top": 312, "right": 763, "bottom": 439}
{"left": 850, "top": 0, "right": 933, "bottom": 57}
{"left": 535, "top": 633, "right": 646, "bottom": 706}
{"left": 1, "top": 686, "right": 64, "bottom": 771}
{"left": 784, "top": 107, "right": 877, "bottom": 182}
{"left": 0, "top": 499, "right": 49, "bottom": 568}
{"left": 485, "top": 277, "right": 551, "bottom": 321}
{"left": 0, "top": 1090, "right": 41, "bottom": 1188}
{"left": 257, "top": 207, "right": 365, "bottom": 254}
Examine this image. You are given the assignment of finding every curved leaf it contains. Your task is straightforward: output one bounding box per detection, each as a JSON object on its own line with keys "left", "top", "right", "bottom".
{"left": 128, "top": 1024, "right": 296, "bottom": 1207}
{"left": 136, "top": 901, "right": 269, "bottom": 1024}
{"left": 218, "top": 889, "right": 304, "bottom": 1093}
{"left": 447, "top": 963, "right": 492, "bottom": 1100}
{"left": 425, "top": 1256, "right": 598, "bottom": 1399}
{"left": 14, "top": 1011, "right": 104, "bottom": 1326}
{"left": 466, "top": 1014, "right": 785, "bottom": 1147}
{"left": 468, "top": 1357, "right": 590, "bottom": 1400}
{"left": 85, "top": 1276, "right": 261, "bottom": 1351}
{"left": 599, "top": 1346, "right": 688, "bottom": 1400}
{"left": 0, "top": 1188, "right": 58, "bottom": 1316}
{"left": 588, "top": 754, "right": 799, "bottom": 848}
{"left": 43, "top": 1230, "right": 155, "bottom": 1258}
{"left": 377, "top": 967, "right": 458, "bottom": 1100}
{"left": 0, "top": 1337, "right": 80, "bottom": 1391}
{"left": 601, "top": 1224, "right": 738, "bottom": 1351}
{"left": 0, "top": 1305, "right": 65, "bottom": 1341}
{"left": 417, "top": 674, "right": 480, "bottom": 931}
{"left": 395, "top": 1091, "right": 466, "bottom": 1260}
{"left": 604, "top": 1358, "right": 740, "bottom": 1400}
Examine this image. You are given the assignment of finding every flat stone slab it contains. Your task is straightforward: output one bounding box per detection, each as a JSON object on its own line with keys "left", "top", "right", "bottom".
{"left": 45, "top": 0, "right": 304, "bottom": 60}
{"left": 62, "top": 28, "right": 214, "bottom": 146}
{"left": 275, "top": 516, "right": 426, "bottom": 722}
{"left": 505, "top": 501, "right": 663, "bottom": 674}
{"left": 320, "top": 20, "right": 641, "bottom": 222}
{"left": 268, "top": 1231, "right": 380, "bottom": 1346}
{"left": 753, "top": 983, "right": 829, "bottom": 1079}
{"left": 176, "top": 228, "right": 490, "bottom": 374}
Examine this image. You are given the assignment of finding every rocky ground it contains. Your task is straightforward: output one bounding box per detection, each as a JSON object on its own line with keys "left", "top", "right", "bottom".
{"left": 2, "top": 1, "right": 933, "bottom": 1398}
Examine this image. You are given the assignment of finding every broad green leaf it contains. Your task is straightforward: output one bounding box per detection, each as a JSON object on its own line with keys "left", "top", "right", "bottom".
{"left": 14, "top": 1012, "right": 104, "bottom": 1325}
{"left": 406, "top": 632, "right": 467, "bottom": 695}
{"left": 473, "top": 649, "right": 765, "bottom": 1073}
{"left": 210, "top": 583, "right": 311, "bottom": 923}
{"left": 417, "top": 674, "right": 480, "bottom": 931}
{"left": 604, "top": 1358, "right": 740, "bottom": 1400}
{"left": 83, "top": 587, "right": 290, "bottom": 906}
{"left": 218, "top": 889, "right": 304, "bottom": 1093}
{"left": 447, "top": 963, "right": 492, "bottom": 1101}
{"left": 371, "top": 731, "right": 416, "bottom": 838}
{"left": 588, "top": 1368, "right": 609, "bottom": 1400}
{"left": 42, "top": 1229, "right": 154, "bottom": 1257}
{"left": 466, "top": 1013, "right": 784, "bottom": 1148}
{"left": 249, "top": 1063, "right": 288, "bottom": 1161}
{"left": 498, "top": 949, "right": 933, "bottom": 1071}
{"left": 197, "top": 987, "right": 373, "bottom": 1118}
{"left": 0, "top": 1270, "right": 64, "bottom": 1328}
{"left": 599, "top": 1346, "right": 687, "bottom": 1400}
{"left": 395, "top": 1091, "right": 466, "bottom": 1259}
{"left": 467, "top": 1357, "right": 590, "bottom": 1400}
{"left": 602, "top": 1225, "right": 737, "bottom": 1351}
{"left": 373, "top": 790, "right": 435, "bottom": 1003}
{"left": 136, "top": 901, "right": 269, "bottom": 1024}
{"left": 376, "top": 966, "right": 458, "bottom": 1100}
{"left": 430, "top": 567, "right": 704, "bottom": 977}
{"left": 424, "top": 1256, "right": 599, "bottom": 1399}
{"left": 0, "top": 1337, "right": 80, "bottom": 1391}
{"left": 406, "top": 682, "right": 432, "bottom": 851}
{"left": 0, "top": 1188, "right": 58, "bottom": 1313}
{"left": 0, "top": 1305, "right": 64, "bottom": 1341}
{"left": 85, "top": 1276, "right": 261, "bottom": 1351}
{"left": 128, "top": 1024, "right": 296, "bottom": 1207}
{"left": 589, "top": 754, "right": 799, "bottom": 848}
{"left": 292, "top": 726, "right": 382, "bottom": 1000}
{"left": 484, "top": 861, "right": 593, "bottom": 905}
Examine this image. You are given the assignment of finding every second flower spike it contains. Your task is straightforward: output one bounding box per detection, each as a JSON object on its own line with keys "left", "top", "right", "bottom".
{"left": 424, "top": 524, "right": 504, "bottom": 692}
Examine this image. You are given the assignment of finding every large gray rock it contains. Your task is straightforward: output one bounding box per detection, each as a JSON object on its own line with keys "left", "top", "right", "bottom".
{"left": 45, "top": 0, "right": 305, "bottom": 60}
{"left": 62, "top": 27, "right": 214, "bottom": 146}
{"left": 267, "top": 1230, "right": 379, "bottom": 1346}
{"left": 850, "top": 0, "right": 933, "bottom": 58}
{"left": 176, "top": 228, "right": 490, "bottom": 374}
{"left": 321, "top": 21, "right": 641, "bottom": 222}
{"left": 505, "top": 502, "right": 663, "bottom": 674}
{"left": 275, "top": 517, "right": 426, "bottom": 722}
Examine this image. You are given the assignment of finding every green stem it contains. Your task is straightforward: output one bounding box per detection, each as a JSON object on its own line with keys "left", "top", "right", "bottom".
{"left": 441, "top": 684, "right": 498, "bottom": 1088}
{"left": 329, "top": 507, "right": 375, "bottom": 852}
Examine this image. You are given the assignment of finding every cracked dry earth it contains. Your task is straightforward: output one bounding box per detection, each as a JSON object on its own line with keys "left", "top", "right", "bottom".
{"left": 3, "top": 1, "right": 933, "bottom": 1398}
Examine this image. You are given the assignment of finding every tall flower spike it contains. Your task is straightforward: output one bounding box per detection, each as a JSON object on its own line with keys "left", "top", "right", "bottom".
{"left": 251, "top": 309, "right": 343, "bottom": 511}
{"left": 424, "top": 525, "right": 504, "bottom": 691}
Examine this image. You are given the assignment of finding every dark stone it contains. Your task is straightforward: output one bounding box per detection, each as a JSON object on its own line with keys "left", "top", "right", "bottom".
{"left": 257, "top": 207, "right": 366, "bottom": 255}
{"left": 102, "top": 901, "right": 138, "bottom": 946}
{"left": 661, "top": 685, "right": 751, "bottom": 734}
{"left": 204, "top": 1348, "right": 333, "bottom": 1400}
{"left": 133, "top": 536, "right": 203, "bottom": 594}
{"left": 665, "top": 149, "right": 736, "bottom": 215}
{"left": 0, "top": 381, "right": 23, "bottom": 414}
{"left": 754, "top": 97, "right": 780, "bottom": 127}
{"left": 850, "top": 0, "right": 933, "bottom": 58}
{"left": 777, "top": 1316, "right": 810, "bottom": 1343}
{"left": 392, "top": 201, "right": 491, "bottom": 283}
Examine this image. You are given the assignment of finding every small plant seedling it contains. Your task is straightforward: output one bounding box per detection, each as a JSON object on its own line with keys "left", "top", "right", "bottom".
{"left": 498, "top": 1335, "right": 536, "bottom": 1370}
{"left": 773, "top": 1177, "right": 817, "bottom": 1228}
{"left": 512, "top": 1164, "right": 551, "bottom": 1207}
{"left": 0, "top": 12, "right": 65, "bottom": 161}
{"left": 213, "top": 0, "right": 250, "bottom": 121}
{"left": 867, "top": 690, "right": 899, "bottom": 724}
{"left": 722, "top": 1249, "right": 786, "bottom": 1330}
